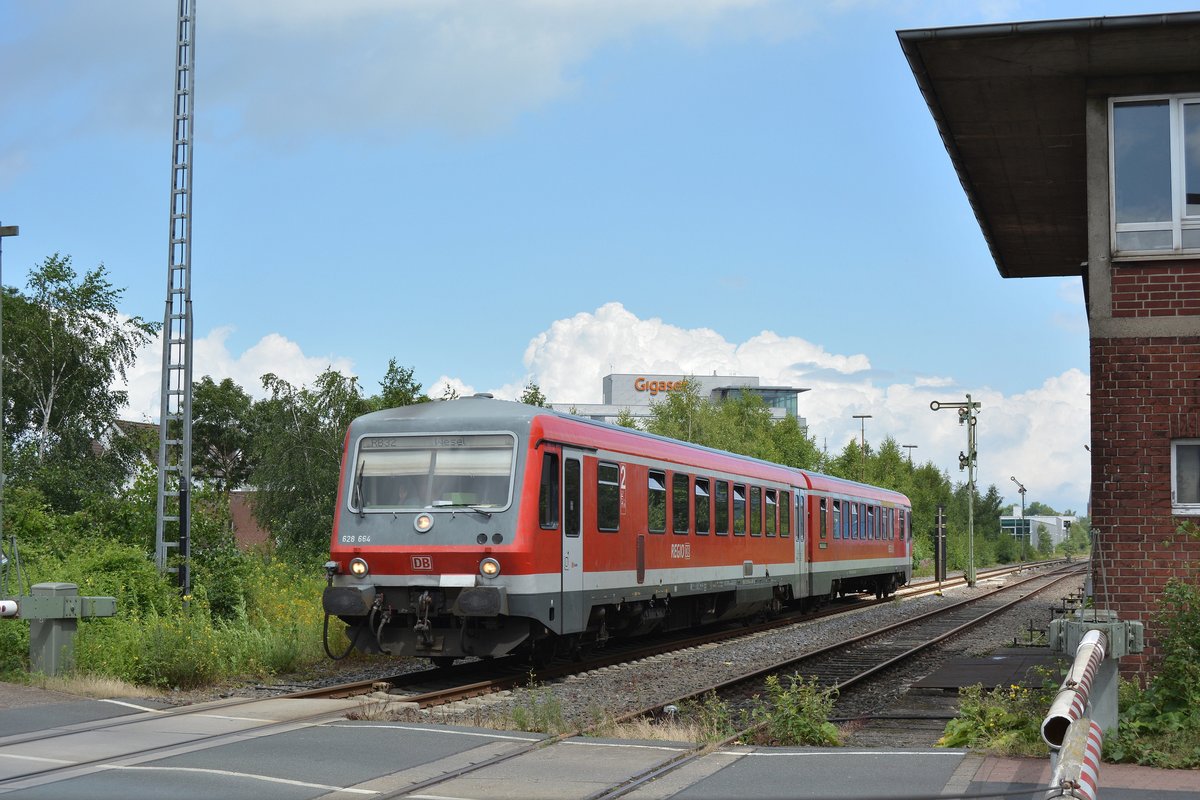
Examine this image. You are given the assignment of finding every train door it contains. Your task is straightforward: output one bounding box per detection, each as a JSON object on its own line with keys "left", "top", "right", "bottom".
{"left": 793, "top": 489, "right": 808, "bottom": 600}
{"left": 561, "top": 450, "right": 586, "bottom": 633}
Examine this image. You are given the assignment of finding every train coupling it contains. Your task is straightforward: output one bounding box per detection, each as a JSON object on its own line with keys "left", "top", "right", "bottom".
{"left": 414, "top": 591, "right": 435, "bottom": 647}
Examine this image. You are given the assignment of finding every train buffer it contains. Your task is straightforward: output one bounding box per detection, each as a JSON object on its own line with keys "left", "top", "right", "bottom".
{"left": 1, "top": 582, "right": 117, "bottom": 677}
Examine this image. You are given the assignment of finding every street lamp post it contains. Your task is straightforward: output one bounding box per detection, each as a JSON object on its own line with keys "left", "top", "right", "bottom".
{"left": 852, "top": 414, "right": 872, "bottom": 481}
{"left": 0, "top": 223, "right": 17, "bottom": 548}
{"left": 903, "top": 444, "right": 918, "bottom": 465}
{"left": 1011, "top": 476, "right": 1027, "bottom": 561}
{"left": 931, "top": 394, "right": 982, "bottom": 586}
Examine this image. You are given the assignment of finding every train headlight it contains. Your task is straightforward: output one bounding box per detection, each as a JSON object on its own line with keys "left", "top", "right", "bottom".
{"left": 414, "top": 514, "right": 434, "bottom": 533}
{"left": 479, "top": 557, "right": 501, "bottom": 578}
{"left": 349, "top": 557, "right": 370, "bottom": 578}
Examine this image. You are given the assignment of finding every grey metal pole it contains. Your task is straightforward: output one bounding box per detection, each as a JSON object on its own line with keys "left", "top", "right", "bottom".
{"left": 930, "top": 394, "right": 982, "bottom": 587}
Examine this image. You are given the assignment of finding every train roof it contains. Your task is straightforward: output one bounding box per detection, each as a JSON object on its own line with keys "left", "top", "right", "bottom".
{"left": 352, "top": 396, "right": 910, "bottom": 506}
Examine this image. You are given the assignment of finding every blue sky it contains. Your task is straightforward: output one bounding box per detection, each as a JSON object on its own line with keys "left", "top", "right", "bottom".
{"left": 3, "top": 0, "right": 1191, "bottom": 515}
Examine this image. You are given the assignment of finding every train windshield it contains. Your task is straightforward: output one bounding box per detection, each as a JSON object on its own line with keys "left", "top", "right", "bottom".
{"left": 351, "top": 433, "right": 516, "bottom": 511}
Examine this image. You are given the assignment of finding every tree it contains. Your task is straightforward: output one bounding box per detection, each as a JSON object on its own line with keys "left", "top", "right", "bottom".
{"left": 1025, "top": 500, "right": 1058, "bottom": 516}
{"left": 191, "top": 376, "right": 254, "bottom": 493}
{"left": 3, "top": 254, "right": 159, "bottom": 510}
{"left": 614, "top": 408, "right": 640, "bottom": 429}
{"left": 373, "top": 359, "right": 427, "bottom": 409}
{"left": 1036, "top": 523, "right": 1054, "bottom": 557}
{"left": 644, "top": 379, "right": 707, "bottom": 443}
{"left": 247, "top": 369, "right": 372, "bottom": 555}
{"left": 519, "top": 380, "right": 549, "bottom": 408}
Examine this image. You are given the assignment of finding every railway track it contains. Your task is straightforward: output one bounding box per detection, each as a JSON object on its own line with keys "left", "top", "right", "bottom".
{"left": 304, "top": 561, "right": 1083, "bottom": 800}
{"left": 293, "top": 560, "right": 1060, "bottom": 709}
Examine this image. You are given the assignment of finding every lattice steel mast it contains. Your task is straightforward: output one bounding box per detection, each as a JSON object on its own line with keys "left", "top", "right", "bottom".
{"left": 155, "top": 0, "right": 195, "bottom": 593}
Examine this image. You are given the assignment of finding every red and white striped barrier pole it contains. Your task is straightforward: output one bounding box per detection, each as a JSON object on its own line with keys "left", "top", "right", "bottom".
{"left": 1042, "top": 628, "right": 1107, "bottom": 748}
{"left": 1052, "top": 717, "right": 1103, "bottom": 800}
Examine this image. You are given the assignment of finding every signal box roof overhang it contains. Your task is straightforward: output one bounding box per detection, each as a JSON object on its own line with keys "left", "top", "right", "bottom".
{"left": 898, "top": 12, "right": 1200, "bottom": 279}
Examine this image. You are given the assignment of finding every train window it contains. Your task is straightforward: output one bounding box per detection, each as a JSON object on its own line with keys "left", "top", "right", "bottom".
{"left": 750, "top": 487, "right": 762, "bottom": 536}
{"left": 715, "top": 481, "right": 730, "bottom": 535}
{"left": 695, "top": 478, "right": 711, "bottom": 535}
{"left": 733, "top": 484, "right": 747, "bottom": 536}
{"left": 565, "top": 458, "right": 582, "bottom": 538}
{"left": 765, "top": 489, "right": 777, "bottom": 537}
{"left": 867, "top": 506, "right": 875, "bottom": 540}
{"left": 851, "top": 504, "right": 859, "bottom": 539}
{"left": 820, "top": 498, "right": 828, "bottom": 539}
{"left": 597, "top": 462, "right": 620, "bottom": 532}
{"left": 780, "top": 491, "right": 790, "bottom": 538}
{"left": 673, "top": 474, "right": 690, "bottom": 534}
{"left": 355, "top": 433, "right": 514, "bottom": 511}
{"left": 539, "top": 452, "right": 559, "bottom": 529}
{"left": 648, "top": 470, "right": 667, "bottom": 534}
{"left": 832, "top": 499, "right": 841, "bottom": 539}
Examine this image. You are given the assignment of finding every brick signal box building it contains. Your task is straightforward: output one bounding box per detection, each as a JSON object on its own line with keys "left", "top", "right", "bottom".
{"left": 900, "top": 13, "right": 1200, "bottom": 676}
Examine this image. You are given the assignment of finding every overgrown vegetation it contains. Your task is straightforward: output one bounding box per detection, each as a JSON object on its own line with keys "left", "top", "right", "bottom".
{"left": 1106, "top": 578, "right": 1200, "bottom": 768}
{"left": 587, "top": 675, "right": 840, "bottom": 746}
{"left": 938, "top": 678, "right": 1057, "bottom": 757}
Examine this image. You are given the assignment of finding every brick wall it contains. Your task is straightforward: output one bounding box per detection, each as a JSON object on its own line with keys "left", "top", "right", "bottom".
{"left": 1110, "top": 260, "right": 1200, "bottom": 317}
{"left": 1090, "top": 334, "right": 1200, "bottom": 676}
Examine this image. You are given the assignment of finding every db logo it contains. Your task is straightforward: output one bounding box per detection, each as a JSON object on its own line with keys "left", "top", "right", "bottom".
{"left": 411, "top": 556, "right": 433, "bottom": 571}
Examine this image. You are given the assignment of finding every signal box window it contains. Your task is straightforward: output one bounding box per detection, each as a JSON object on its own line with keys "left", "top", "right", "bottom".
{"left": 780, "top": 491, "right": 790, "bottom": 538}
{"left": 733, "top": 484, "right": 747, "bottom": 536}
{"left": 539, "top": 452, "right": 559, "bottom": 529}
{"left": 695, "top": 478, "right": 711, "bottom": 535}
{"left": 648, "top": 470, "right": 667, "bottom": 533}
{"left": 715, "top": 481, "right": 730, "bottom": 535}
{"left": 673, "top": 474, "right": 690, "bottom": 534}
{"left": 1173, "top": 439, "right": 1200, "bottom": 514}
{"left": 597, "top": 462, "right": 620, "bottom": 532}
{"left": 764, "top": 489, "right": 777, "bottom": 537}
{"left": 832, "top": 499, "right": 841, "bottom": 539}
{"left": 1111, "top": 96, "right": 1200, "bottom": 253}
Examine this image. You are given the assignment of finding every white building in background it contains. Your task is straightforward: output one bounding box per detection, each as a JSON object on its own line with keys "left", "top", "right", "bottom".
{"left": 552, "top": 373, "right": 808, "bottom": 430}
{"left": 1000, "top": 505, "right": 1078, "bottom": 547}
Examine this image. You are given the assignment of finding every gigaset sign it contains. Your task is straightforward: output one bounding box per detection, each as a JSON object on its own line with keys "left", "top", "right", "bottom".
{"left": 633, "top": 377, "right": 685, "bottom": 396}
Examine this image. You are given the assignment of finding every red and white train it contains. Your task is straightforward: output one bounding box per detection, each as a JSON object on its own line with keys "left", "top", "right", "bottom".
{"left": 322, "top": 396, "right": 912, "bottom": 664}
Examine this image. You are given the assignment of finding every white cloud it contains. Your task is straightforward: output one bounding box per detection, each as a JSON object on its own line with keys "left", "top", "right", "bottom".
{"left": 2, "top": 0, "right": 816, "bottom": 148}
{"left": 521, "top": 303, "right": 1090, "bottom": 512}
{"left": 122, "top": 326, "right": 355, "bottom": 422}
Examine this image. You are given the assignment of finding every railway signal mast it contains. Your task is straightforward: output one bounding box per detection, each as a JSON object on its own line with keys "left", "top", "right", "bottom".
{"left": 930, "top": 394, "right": 982, "bottom": 586}
{"left": 155, "top": 0, "right": 196, "bottom": 595}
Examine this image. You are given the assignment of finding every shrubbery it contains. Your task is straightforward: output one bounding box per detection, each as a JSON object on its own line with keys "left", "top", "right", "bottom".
{"left": 0, "top": 478, "right": 336, "bottom": 689}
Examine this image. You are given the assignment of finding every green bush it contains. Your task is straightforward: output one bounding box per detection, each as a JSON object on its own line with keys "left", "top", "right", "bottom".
{"left": 1106, "top": 578, "right": 1200, "bottom": 768}
{"left": 747, "top": 674, "right": 840, "bottom": 746}
{"left": 939, "top": 681, "right": 1054, "bottom": 756}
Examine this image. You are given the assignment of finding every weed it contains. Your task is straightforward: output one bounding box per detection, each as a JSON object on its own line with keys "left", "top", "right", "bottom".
{"left": 745, "top": 674, "right": 840, "bottom": 747}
